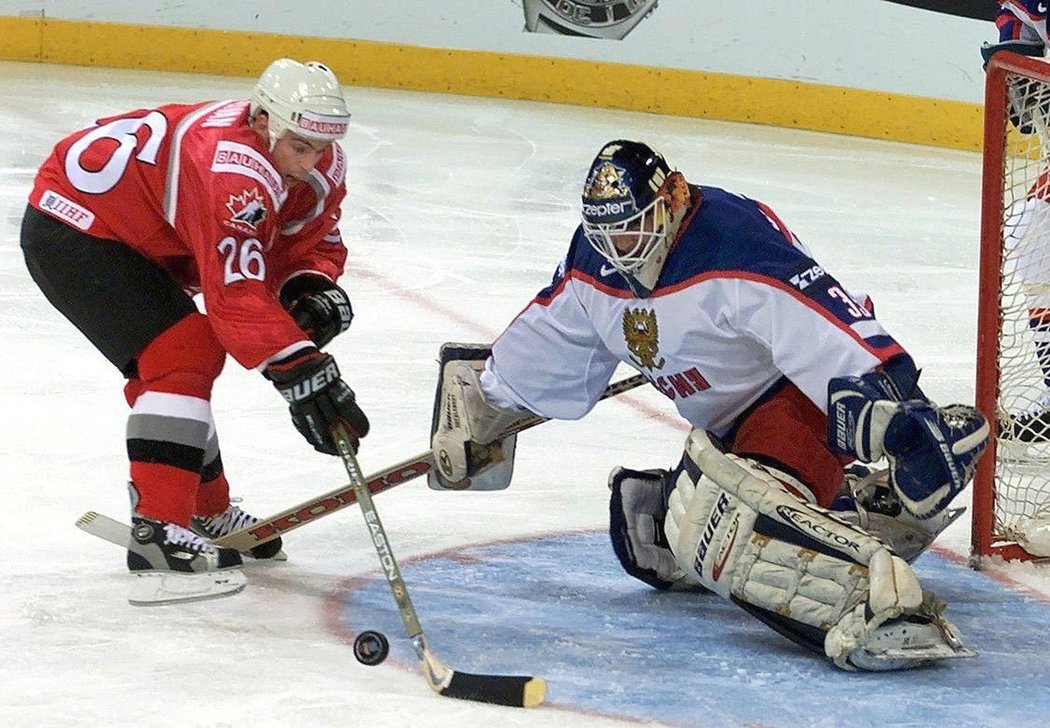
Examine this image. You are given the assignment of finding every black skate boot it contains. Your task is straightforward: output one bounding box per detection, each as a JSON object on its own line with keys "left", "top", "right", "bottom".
{"left": 127, "top": 516, "right": 246, "bottom": 606}
{"left": 192, "top": 502, "right": 286, "bottom": 560}
{"left": 1005, "top": 407, "right": 1050, "bottom": 442}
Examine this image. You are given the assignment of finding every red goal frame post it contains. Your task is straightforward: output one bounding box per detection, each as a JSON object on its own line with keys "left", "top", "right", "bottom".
{"left": 973, "top": 50, "right": 1050, "bottom": 565}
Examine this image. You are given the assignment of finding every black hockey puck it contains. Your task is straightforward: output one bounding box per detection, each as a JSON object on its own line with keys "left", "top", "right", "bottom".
{"left": 353, "top": 630, "right": 390, "bottom": 666}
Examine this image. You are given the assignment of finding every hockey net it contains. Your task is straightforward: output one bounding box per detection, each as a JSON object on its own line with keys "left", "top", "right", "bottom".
{"left": 975, "top": 52, "right": 1050, "bottom": 564}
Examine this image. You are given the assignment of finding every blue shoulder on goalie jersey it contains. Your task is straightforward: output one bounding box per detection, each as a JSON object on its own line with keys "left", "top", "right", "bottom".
{"left": 548, "top": 186, "right": 888, "bottom": 345}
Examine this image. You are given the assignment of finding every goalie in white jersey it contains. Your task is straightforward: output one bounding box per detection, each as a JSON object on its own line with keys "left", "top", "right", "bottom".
{"left": 431, "top": 140, "right": 988, "bottom": 671}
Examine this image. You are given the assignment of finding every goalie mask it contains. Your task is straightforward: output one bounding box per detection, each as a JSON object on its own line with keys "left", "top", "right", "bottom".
{"left": 581, "top": 140, "right": 679, "bottom": 297}
{"left": 251, "top": 58, "right": 351, "bottom": 150}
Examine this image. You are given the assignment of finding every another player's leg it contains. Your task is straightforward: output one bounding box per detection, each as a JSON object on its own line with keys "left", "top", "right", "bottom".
{"left": 1001, "top": 198, "right": 1050, "bottom": 442}
{"left": 192, "top": 446, "right": 286, "bottom": 560}
{"left": 1004, "top": 310, "right": 1050, "bottom": 442}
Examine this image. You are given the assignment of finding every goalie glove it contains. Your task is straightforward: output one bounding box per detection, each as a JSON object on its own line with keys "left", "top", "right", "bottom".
{"left": 429, "top": 344, "right": 525, "bottom": 490}
{"left": 608, "top": 467, "right": 696, "bottom": 591}
{"left": 828, "top": 373, "right": 989, "bottom": 520}
{"left": 279, "top": 274, "right": 353, "bottom": 350}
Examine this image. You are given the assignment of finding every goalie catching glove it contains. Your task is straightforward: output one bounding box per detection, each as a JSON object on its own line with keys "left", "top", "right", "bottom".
{"left": 429, "top": 343, "right": 526, "bottom": 490}
{"left": 266, "top": 348, "right": 369, "bottom": 455}
{"left": 827, "top": 371, "right": 988, "bottom": 522}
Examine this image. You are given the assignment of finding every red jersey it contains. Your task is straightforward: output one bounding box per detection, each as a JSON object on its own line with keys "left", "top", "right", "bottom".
{"left": 29, "top": 99, "right": 349, "bottom": 369}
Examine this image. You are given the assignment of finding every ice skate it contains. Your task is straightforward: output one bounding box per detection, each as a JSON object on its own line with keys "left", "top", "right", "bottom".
{"left": 192, "top": 501, "right": 286, "bottom": 561}
{"left": 127, "top": 516, "right": 246, "bottom": 606}
{"left": 1004, "top": 390, "right": 1050, "bottom": 443}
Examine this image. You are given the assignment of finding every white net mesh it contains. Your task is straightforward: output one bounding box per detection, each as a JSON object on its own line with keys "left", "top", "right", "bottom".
{"left": 991, "top": 70, "right": 1050, "bottom": 553}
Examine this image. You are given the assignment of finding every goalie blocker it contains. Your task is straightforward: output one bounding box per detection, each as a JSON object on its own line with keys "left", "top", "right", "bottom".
{"left": 429, "top": 343, "right": 526, "bottom": 491}
{"left": 612, "top": 430, "right": 975, "bottom": 671}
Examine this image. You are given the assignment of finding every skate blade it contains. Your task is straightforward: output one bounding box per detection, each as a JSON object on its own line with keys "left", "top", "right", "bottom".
{"left": 848, "top": 644, "right": 976, "bottom": 671}
{"left": 879, "top": 645, "right": 977, "bottom": 660}
{"left": 128, "top": 568, "right": 247, "bottom": 606}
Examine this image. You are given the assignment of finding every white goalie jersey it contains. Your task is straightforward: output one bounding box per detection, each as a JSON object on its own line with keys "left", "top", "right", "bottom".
{"left": 480, "top": 185, "right": 912, "bottom": 437}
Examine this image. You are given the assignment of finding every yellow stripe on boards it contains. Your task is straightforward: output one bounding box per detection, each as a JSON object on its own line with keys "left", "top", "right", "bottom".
{"left": 0, "top": 15, "right": 983, "bottom": 151}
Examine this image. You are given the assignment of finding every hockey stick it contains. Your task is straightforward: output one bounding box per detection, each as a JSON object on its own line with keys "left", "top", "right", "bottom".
{"left": 75, "top": 511, "right": 133, "bottom": 548}
{"left": 332, "top": 426, "right": 546, "bottom": 707}
{"left": 75, "top": 373, "right": 648, "bottom": 553}
{"left": 208, "top": 372, "right": 646, "bottom": 551}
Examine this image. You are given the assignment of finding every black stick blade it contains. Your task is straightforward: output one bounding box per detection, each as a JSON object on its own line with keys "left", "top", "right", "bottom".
{"left": 441, "top": 672, "right": 547, "bottom": 708}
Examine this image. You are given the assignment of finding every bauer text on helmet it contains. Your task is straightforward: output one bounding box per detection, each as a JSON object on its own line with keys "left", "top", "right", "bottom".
{"left": 251, "top": 59, "right": 350, "bottom": 148}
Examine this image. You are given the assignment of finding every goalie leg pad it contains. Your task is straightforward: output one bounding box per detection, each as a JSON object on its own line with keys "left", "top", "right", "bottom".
{"left": 668, "top": 430, "right": 974, "bottom": 670}
{"left": 429, "top": 343, "right": 522, "bottom": 490}
{"left": 824, "top": 551, "right": 975, "bottom": 670}
{"left": 668, "top": 431, "right": 885, "bottom": 620}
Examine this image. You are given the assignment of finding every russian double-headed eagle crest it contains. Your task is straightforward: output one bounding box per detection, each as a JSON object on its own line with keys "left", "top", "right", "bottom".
{"left": 623, "top": 307, "right": 665, "bottom": 370}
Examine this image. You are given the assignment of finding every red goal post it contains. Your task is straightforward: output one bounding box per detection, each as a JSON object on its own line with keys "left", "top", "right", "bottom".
{"left": 974, "top": 51, "right": 1050, "bottom": 564}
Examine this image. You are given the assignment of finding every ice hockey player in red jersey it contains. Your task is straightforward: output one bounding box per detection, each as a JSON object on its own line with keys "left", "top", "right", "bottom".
{"left": 20, "top": 58, "right": 369, "bottom": 604}
{"left": 430, "top": 140, "right": 989, "bottom": 670}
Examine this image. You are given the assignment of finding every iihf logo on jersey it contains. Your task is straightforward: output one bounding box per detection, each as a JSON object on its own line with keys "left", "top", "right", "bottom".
{"left": 623, "top": 307, "right": 665, "bottom": 370}
{"left": 522, "top": 0, "right": 660, "bottom": 40}
{"left": 225, "top": 188, "right": 267, "bottom": 233}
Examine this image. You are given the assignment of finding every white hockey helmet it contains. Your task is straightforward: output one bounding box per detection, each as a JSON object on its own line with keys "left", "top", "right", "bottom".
{"left": 250, "top": 58, "right": 350, "bottom": 149}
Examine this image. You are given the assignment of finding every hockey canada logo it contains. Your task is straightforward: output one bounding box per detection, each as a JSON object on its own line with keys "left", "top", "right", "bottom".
{"left": 225, "top": 188, "right": 267, "bottom": 233}
{"left": 623, "top": 307, "right": 665, "bottom": 370}
{"left": 522, "top": 0, "right": 660, "bottom": 40}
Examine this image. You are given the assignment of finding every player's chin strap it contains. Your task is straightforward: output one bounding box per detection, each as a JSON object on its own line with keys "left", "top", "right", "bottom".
{"left": 666, "top": 430, "right": 975, "bottom": 671}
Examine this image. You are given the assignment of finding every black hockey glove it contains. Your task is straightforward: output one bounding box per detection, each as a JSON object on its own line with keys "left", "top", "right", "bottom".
{"left": 266, "top": 348, "right": 369, "bottom": 455}
{"left": 280, "top": 275, "right": 353, "bottom": 350}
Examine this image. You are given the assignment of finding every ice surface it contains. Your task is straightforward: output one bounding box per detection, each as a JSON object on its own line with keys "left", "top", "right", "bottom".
{"left": 2, "top": 60, "right": 1048, "bottom": 727}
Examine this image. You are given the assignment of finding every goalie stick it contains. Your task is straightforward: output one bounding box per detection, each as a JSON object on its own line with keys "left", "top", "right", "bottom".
{"left": 76, "top": 373, "right": 648, "bottom": 553}
{"left": 332, "top": 425, "right": 547, "bottom": 707}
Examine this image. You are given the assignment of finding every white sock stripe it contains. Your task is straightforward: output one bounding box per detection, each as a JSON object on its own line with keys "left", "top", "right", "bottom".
{"left": 131, "top": 391, "right": 213, "bottom": 423}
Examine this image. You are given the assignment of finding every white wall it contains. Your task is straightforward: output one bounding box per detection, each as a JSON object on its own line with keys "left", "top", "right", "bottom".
{"left": 1, "top": 0, "right": 995, "bottom": 103}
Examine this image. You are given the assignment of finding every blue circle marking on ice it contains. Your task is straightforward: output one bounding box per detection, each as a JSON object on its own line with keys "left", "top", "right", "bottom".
{"left": 335, "top": 530, "right": 1050, "bottom": 726}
